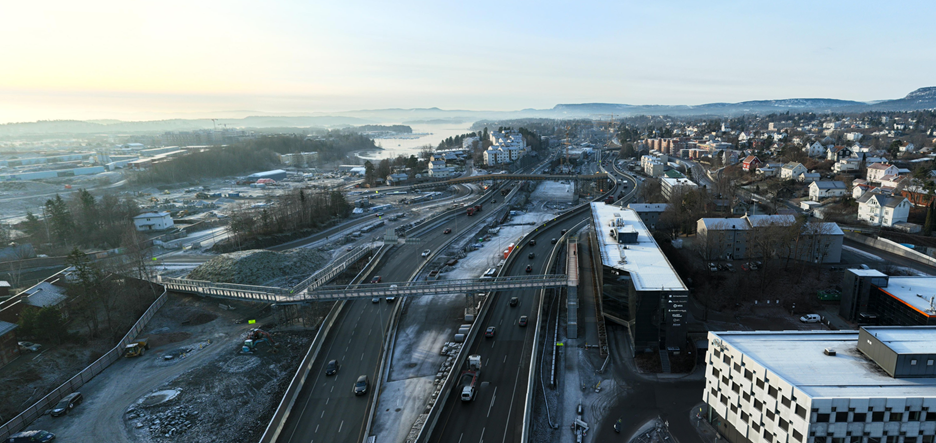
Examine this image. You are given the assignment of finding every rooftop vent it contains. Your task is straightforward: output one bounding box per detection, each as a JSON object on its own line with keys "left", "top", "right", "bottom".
{"left": 823, "top": 348, "right": 836, "bottom": 356}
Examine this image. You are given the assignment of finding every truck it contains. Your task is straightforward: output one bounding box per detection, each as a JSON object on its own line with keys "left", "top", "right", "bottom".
{"left": 460, "top": 355, "right": 482, "bottom": 401}
{"left": 125, "top": 338, "right": 150, "bottom": 358}
{"left": 467, "top": 207, "right": 476, "bottom": 216}
{"left": 475, "top": 204, "right": 482, "bottom": 212}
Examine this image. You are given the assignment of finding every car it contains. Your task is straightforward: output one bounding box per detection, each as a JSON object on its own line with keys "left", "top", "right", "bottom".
{"left": 509, "top": 297, "right": 519, "bottom": 307}
{"left": 800, "top": 314, "right": 822, "bottom": 323}
{"left": 346, "top": 246, "right": 354, "bottom": 251}
{"left": 5, "top": 430, "right": 55, "bottom": 443}
{"left": 387, "top": 284, "right": 397, "bottom": 302}
{"left": 561, "top": 229, "right": 567, "bottom": 235}
{"left": 741, "top": 264, "right": 749, "bottom": 271}
{"left": 421, "top": 249, "right": 431, "bottom": 257}
{"left": 50, "top": 392, "right": 83, "bottom": 417}
{"left": 518, "top": 316, "right": 528, "bottom": 327}
{"left": 17, "top": 341, "right": 41, "bottom": 353}
{"left": 485, "top": 326, "right": 496, "bottom": 338}
{"left": 708, "top": 263, "right": 718, "bottom": 272}
{"left": 551, "top": 238, "right": 557, "bottom": 244}
{"left": 528, "top": 252, "right": 535, "bottom": 259}
{"left": 528, "top": 239, "right": 536, "bottom": 246}
{"left": 354, "top": 375, "right": 368, "bottom": 395}
{"left": 375, "top": 212, "right": 384, "bottom": 218}
{"left": 372, "top": 297, "right": 380, "bottom": 303}
{"left": 443, "top": 228, "right": 452, "bottom": 234}
{"left": 371, "top": 276, "right": 381, "bottom": 284}
{"left": 525, "top": 264, "right": 532, "bottom": 273}
{"left": 325, "top": 359, "right": 340, "bottom": 376}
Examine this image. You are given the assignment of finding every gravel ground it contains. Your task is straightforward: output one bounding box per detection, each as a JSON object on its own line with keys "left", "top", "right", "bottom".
{"left": 186, "top": 248, "right": 329, "bottom": 286}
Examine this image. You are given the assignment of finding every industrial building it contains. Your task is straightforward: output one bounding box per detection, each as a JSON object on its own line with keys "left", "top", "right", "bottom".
{"left": 246, "top": 169, "right": 287, "bottom": 182}
{"left": 133, "top": 212, "right": 174, "bottom": 231}
{"left": 704, "top": 328, "right": 936, "bottom": 443}
{"left": 841, "top": 270, "right": 936, "bottom": 325}
{"left": 590, "top": 202, "right": 689, "bottom": 352}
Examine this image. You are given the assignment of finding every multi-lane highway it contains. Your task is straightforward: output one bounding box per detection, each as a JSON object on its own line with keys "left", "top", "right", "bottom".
{"left": 279, "top": 190, "right": 512, "bottom": 443}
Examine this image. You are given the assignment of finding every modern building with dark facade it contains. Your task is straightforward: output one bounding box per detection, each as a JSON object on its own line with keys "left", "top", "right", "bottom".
{"left": 842, "top": 270, "right": 936, "bottom": 325}
{"left": 590, "top": 202, "right": 689, "bottom": 352}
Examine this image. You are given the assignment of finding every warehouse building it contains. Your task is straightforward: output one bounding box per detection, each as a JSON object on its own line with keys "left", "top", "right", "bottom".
{"left": 704, "top": 327, "right": 936, "bottom": 443}
{"left": 247, "top": 169, "right": 287, "bottom": 182}
{"left": 590, "top": 202, "right": 689, "bottom": 352}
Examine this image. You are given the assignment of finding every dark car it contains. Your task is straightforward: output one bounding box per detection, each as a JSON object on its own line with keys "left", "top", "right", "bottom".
{"left": 528, "top": 239, "right": 536, "bottom": 246}
{"left": 525, "top": 264, "right": 532, "bottom": 273}
{"left": 485, "top": 326, "right": 496, "bottom": 338}
{"left": 371, "top": 276, "right": 381, "bottom": 284}
{"left": 354, "top": 375, "right": 368, "bottom": 395}
{"left": 551, "top": 238, "right": 557, "bottom": 244}
{"left": 509, "top": 297, "right": 519, "bottom": 307}
{"left": 443, "top": 228, "right": 452, "bottom": 234}
{"left": 561, "top": 229, "right": 567, "bottom": 235}
{"left": 5, "top": 430, "right": 55, "bottom": 443}
{"left": 50, "top": 392, "right": 82, "bottom": 417}
{"left": 325, "top": 359, "right": 339, "bottom": 376}
{"left": 518, "top": 316, "right": 528, "bottom": 327}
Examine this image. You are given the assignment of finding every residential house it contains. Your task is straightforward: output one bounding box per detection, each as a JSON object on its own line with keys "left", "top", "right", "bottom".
{"left": 898, "top": 141, "right": 916, "bottom": 153}
{"left": 386, "top": 173, "right": 409, "bottom": 186}
{"left": 808, "top": 180, "right": 847, "bottom": 201}
{"left": 779, "top": 162, "right": 807, "bottom": 180}
{"left": 833, "top": 158, "right": 861, "bottom": 173}
{"left": 826, "top": 145, "right": 853, "bottom": 161}
{"left": 427, "top": 160, "right": 454, "bottom": 178}
{"left": 857, "top": 191, "right": 911, "bottom": 227}
{"left": 741, "top": 155, "right": 761, "bottom": 172}
{"left": 879, "top": 174, "right": 907, "bottom": 189}
{"left": 865, "top": 162, "right": 899, "bottom": 184}
{"left": 797, "top": 172, "right": 821, "bottom": 183}
{"left": 804, "top": 141, "right": 826, "bottom": 157}
{"left": 852, "top": 179, "right": 871, "bottom": 199}
{"left": 133, "top": 211, "right": 173, "bottom": 231}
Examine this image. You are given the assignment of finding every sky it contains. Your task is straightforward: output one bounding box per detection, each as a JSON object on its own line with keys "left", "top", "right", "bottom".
{"left": 1, "top": 0, "right": 934, "bottom": 123}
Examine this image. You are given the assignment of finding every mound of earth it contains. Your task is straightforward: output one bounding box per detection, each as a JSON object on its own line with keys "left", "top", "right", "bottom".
{"left": 186, "top": 248, "right": 329, "bottom": 286}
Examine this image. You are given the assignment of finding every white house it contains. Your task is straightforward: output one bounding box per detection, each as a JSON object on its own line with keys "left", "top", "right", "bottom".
{"left": 898, "top": 141, "right": 916, "bottom": 153}
{"left": 797, "top": 172, "right": 821, "bottom": 183}
{"left": 779, "top": 162, "right": 807, "bottom": 180}
{"left": 856, "top": 192, "right": 911, "bottom": 227}
{"left": 427, "top": 160, "right": 454, "bottom": 177}
{"left": 483, "top": 148, "right": 509, "bottom": 166}
{"left": 133, "top": 212, "right": 174, "bottom": 231}
{"left": 808, "top": 180, "right": 847, "bottom": 201}
{"left": 833, "top": 158, "right": 861, "bottom": 173}
{"left": 804, "top": 141, "right": 825, "bottom": 157}
{"left": 865, "top": 162, "right": 899, "bottom": 184}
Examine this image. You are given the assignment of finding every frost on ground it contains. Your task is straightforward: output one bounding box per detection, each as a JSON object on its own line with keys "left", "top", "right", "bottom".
{"left": 186, "top": 248, "right": 329, "bottom": 286}
{"left": 531, "top": 180, "right": 576, "bottom": 203}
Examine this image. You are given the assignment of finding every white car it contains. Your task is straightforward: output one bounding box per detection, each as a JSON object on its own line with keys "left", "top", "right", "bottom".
{"left": 421, "top": 249, "right": 431, "bottom": 258}
{"left": 800, "top": 314, "right": 821, "bottom": 323}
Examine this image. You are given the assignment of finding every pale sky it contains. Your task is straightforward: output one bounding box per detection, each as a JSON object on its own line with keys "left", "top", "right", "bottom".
{"left": 1, "top": 0, "right": 934, "bottom": 123}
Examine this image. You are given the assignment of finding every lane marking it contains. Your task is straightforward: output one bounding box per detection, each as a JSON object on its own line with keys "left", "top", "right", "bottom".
{"left": 480, "top": 427, "right": 486, "bottom": 443}
{"left": 330, "top": 386, "right": 334, "bottom": 393}
{"left": 458, "top": 433, "right": 463, "bottom": 443}
{"left": 339, "top": 420, "right": 344, "bottom": 433}
{"left": 326, "top": 398, "right": 329, "bottom": 405}
{"left": 315, "top": 424, "right": 319, "bottom": 433}
{"left": 487, "top": 387, "right": 497, "bottom": 418}
{"left": 321, "top": 410, "right": 324, "bottom": 418}
{"left": 361, "top": 353, "right": 365, "bottom": 361}
{"left": 503, "top": 355, "right": 507, "bottom": 363}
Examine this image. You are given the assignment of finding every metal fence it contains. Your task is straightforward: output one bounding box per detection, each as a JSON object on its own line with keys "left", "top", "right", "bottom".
{"left": 0, "top": 285, "right": 169, "bottom": 441}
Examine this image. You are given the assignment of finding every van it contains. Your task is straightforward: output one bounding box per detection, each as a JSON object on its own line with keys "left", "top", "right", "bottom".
{"left": 480, "top": 268, "right": 497, "bottom": 279}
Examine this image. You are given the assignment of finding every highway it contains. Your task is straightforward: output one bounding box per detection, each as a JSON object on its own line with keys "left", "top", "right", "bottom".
{"left": 279, "top": 190, "right": 512, "bottom": 443}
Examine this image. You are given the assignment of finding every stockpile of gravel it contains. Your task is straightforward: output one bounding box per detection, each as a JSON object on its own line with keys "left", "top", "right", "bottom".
{"left": 186, "top": 248, "right": 329, "bottom": 287}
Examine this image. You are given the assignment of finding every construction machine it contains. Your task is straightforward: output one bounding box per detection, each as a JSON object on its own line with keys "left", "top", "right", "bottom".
{"left": 241, "top": 328, "right": 279, "bottom": 354}
{"left": 125, "top": 338, "right": 150, "bottom": 357}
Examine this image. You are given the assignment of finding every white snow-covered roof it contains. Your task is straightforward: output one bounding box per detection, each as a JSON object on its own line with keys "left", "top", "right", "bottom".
{"left": 22, "top": 282, "right": 68, "bottom": 308}
{"left": 134, "top": 211, "right": 170, "bottom": 219}
{"left": 626, "top": 203, "right": 670, "bottom": 213}
{"left": 878, "top": 277, "right": 936, "bottom": 317}
{"left": 590, "top": 203, "right": 687, "bottom": 292}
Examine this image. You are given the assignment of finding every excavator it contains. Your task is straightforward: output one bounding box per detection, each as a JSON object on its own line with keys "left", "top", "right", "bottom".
{"left": 240, "top": 328, "right": 279, "bottom": 354}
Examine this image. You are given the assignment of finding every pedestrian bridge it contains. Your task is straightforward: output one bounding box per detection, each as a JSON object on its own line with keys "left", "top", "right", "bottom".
{"left": 159, "top": 274, "right": 568, "bottom": 304}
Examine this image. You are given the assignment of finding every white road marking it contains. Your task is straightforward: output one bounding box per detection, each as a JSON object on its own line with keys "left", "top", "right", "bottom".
{"left": 315, "top": 424, "right": 319, "bottom": 433}
{"left": 331, "top": 386, "right": 334, "bottom": 392}
{"left": 491, "top": 340, "right": 495, "bottom": 349}
{"left": 503, "top": 355, "right": 507, "bottom": 363}
{"left": 321, "top": 410, "right": 325, "bottom": 418}
{"left": 339, "top": 420, "right": 344, "bottom": 433}
{"left": 458, "top": 434, "right": 463, "bottom": 443}
{"left": 487, "top": 387, "right": 497, "bottom": 418}
{"left": 361, "top": 353, "right": 365, "bottom": 361}
{"left": 326, "top": 398, "right": 329, "bottom": 405}
{"left": 480, "top": 427, "right": 486, "bottom": 443}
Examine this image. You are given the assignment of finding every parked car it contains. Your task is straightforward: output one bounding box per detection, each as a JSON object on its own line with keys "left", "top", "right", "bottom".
{"left": 708, "top": 263, "right": 717, "bottom": 272}
{"left": 50, "top": 392, "right": 83, "bottom": 417}
{"left": 443, "top": 228, "right": 452, "bottom": 234}
{"left": 525, "top": 265, "right": 533, "bottom": 273}
{"left": 741, "top": 264, "right": 749, "bottom": 271}
{"left": 421, "top": 249, "right": 431, "bottom": 257}
{"left": 485, "top": 326, "right": 496, "bottom": 338}
{"left": 325, "top": 359, "right": 340, "bottom": 376}
{"left": 371, "top": 276, "right": 381, "bottom": 284}
{"left": 17, "top": 341, "right": 41, "bottom": 353}
{"left": 518, "top": 316, "right": 528, "bottom": 327}
{"left": 509, "top": 297, "right": 519, "bottom": 307}
{"left": 528, "top": 252, "right": 535, "bottom": 259}
{"left": 5, "top": 430, "right": 55, "bottom": 443}
{"left": 800, "top": 314, "right": 821, "bottom": 323}
{"left": 353, "top": 375, "right": 369, "bottom": 395}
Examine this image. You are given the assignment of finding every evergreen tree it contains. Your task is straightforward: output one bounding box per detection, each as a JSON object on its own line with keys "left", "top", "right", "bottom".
{"left": 926, "top": 200, "right": 935, "bottom": 236}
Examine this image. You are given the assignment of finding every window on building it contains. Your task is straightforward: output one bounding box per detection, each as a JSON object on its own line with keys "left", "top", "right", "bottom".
{"left": 711, "top": 388, "right": 717, "bottom": 397}
{"left": 722, "top": 376, "right": 729, "bottom": 385}
{"left": 732, "top": 383, "right": 740, "bottom": 393}
{"left": 744, "top": 369, "right": 753, "bottom": 380}
{"left": 928, "top": 359, "right": 934, "bottom": 366}
{"left": 816, "top": 413, "right": 830, "bottom": 423}
{"left": 712, "top": 368, "right": 719, "bottom": 378}
{"left": 832, "top": 438, "right": 845, "bottom": 443}
{"left": 723, "top": 355, "right": 730, "bottom": 364}
{"left": 763, "top": 430, "right": 772, "bottom": 442}
{"left": 853, "top": 412, "right": 866, "bottom": 422}
{"left": 795, "top": 405, "right": 807, "bottom": 419}
{"left": 867, "top": 437, "right": 881, "bottom": 443}
{"left": 922, "top": 436, "right": 935, "bottom": 443}
{"left": 713, "top": 349, "right": 720, "bottom": 358}
{"left": 781, "top": 397, "right": 791, "bottom": 408}
{"left": 886, "top": 436, "right": 898, "bottom": 443}
{"left": 926, "top": 410, "right": 936, "bottom": 421}
{"left": 733, "top": 363, "right": 741, "bottom": 372}
{"left": 849, "top": 437, "right": 862, "bottom": 443}
{"left": 792, "top": 430, "right": 803, "bottom": 442}
{"left": 766, "top": 410, "right": 775, "bottom": 420}
{"left": 754, "top": 399, "right": 763, "bottom": 411}
{"left": 889, "top": 412, "right": 903, "bottom": 422}
{"left": 911, "top": 359, "right": 918, "bottom": 365}
{"left": 768, "top": 386, "right": 778, "bottom": 398}
{"left": 720, "top": 395, "right": 728, "bottom": 405}
{"left": 752, "top": 422, "right": 760, "bottom": 432}
{"left": 905, "top": 438, "right": 917, "bottom": 443}
{"left": 743, "top": 392, "right": 751, "bottom": 402}
{"left": 872, "top": 411, "right": 885, "bottom": 422}
{"left": 756, "top": 379, "right": 765, "bottom": 389}
{"left": 908, "top": 411, "right": 921, "bottom": 421}
{"left": 835, "top": 411, "right": 848, "bottom": 422}
{"left": 778, "top": 418, "right": 788, "bottom": 431}
{"left": 730, "top": 404, "right": 738, "bottom": 414}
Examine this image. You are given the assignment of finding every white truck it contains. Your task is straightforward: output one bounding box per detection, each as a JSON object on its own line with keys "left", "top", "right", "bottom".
{"left": 459, "top": 354, "right": 482, "bottom": 401}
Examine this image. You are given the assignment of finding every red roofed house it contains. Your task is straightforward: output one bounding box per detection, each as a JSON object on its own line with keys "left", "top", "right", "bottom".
{"left": 742, "top": 155, "right": 762, "bottom": 172}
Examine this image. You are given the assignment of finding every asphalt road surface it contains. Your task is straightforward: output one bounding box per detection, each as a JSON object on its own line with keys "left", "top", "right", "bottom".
{"left": 428, "top": 211, "right": 597, "bottom": 443}
{"left": 279, "top": 191, "right": 510, "bottom": 443}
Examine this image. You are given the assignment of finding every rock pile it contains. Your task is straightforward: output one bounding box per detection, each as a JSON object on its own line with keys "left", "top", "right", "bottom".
{"left": 128, "top": 404, "right": 198, "bottom": 440}
{"left": 186, "top": 248, "right": 329, "bottom": 286}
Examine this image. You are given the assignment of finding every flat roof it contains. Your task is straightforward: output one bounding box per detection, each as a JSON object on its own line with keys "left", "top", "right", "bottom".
{"left": 590, "top": 203, "right": 687, "bottom": 292}
{"left": 714, "top": 330, "right": 936, "bottom": 398}
{"left": 850, "top": 269, "right": 887, "bottom": 277}
{"left": 878, "top": 277, "right": 936, "bottom": 317}
{"left": 864, "top": 326, "right": 936, "bottom": 354}
{"left": 0, "top": 320, "right": 16, "bottom": 336}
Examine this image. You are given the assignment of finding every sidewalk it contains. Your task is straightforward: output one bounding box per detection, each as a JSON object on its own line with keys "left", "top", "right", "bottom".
{"left": 688, "top": 403, "right": 721, "bottom": 443}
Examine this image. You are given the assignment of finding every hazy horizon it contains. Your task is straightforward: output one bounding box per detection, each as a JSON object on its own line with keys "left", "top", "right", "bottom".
{"left": 2, "top": 0, "right": 934, "bottom": 124}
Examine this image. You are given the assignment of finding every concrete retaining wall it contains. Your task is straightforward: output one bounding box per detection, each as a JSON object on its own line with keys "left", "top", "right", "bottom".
{"left": 844, "top": 231, "right": 936, "bottom": 267}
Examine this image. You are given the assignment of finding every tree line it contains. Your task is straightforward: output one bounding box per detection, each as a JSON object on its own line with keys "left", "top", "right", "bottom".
{"left": 223, "top": 188, "right": 353, "bottom": 250}
{"left": 20, "top": 189, "right": 141, "bottom": 252}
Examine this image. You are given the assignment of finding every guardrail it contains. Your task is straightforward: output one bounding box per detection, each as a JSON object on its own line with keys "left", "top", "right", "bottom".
{"left": 0, "top": 282, "right": 168, "bottom": 441}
